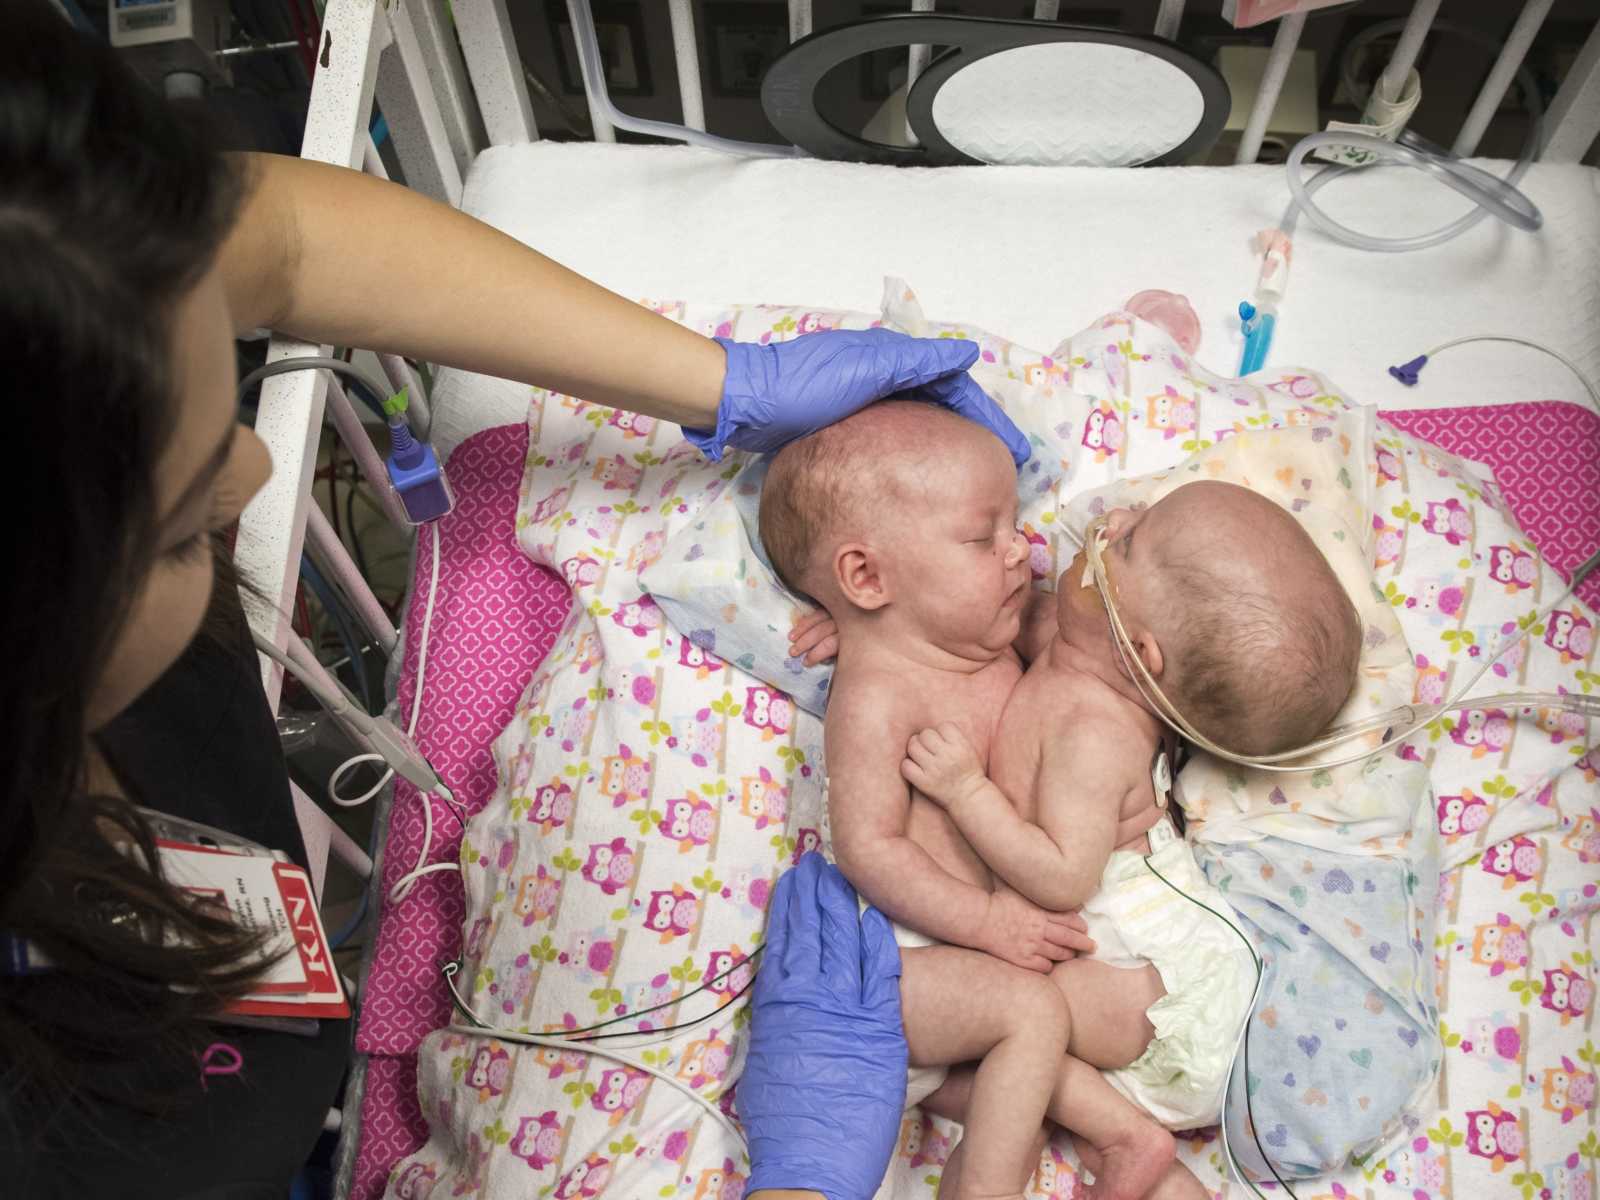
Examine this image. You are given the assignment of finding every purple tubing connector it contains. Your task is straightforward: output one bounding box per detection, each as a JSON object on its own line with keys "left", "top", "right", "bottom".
{"left": 386, "top": 419, "right": 453, "bottom": 524}
{"left": 1389, "top": 355, "right": 1428, "bottom": 386}
{"left": 388, "top": 418, "right": 425, "bottom": 469}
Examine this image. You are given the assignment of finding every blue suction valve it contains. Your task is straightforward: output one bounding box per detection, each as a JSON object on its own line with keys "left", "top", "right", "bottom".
{"left": 1236, "top": 299, "right": 1276, "bottom": 378}
{"left": 1238, "top": 230, "right": 1291, "bottom": 378}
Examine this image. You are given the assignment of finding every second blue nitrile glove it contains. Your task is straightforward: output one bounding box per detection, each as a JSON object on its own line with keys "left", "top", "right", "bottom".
{"left": 686, "top": 329, "right": 1030, "bottom": 467}
{"left": 738, "top": 853, "right": 908, "bottom": 1200}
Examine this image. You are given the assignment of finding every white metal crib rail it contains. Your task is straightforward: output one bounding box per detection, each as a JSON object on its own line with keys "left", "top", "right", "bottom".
{"left": 240, "top": 0, "right": 1600, "bottom": 710}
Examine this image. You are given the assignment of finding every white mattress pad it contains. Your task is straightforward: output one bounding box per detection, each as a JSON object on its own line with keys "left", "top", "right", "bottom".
{"left": 430, "top": 143, "right": 1600, "bottom": 458}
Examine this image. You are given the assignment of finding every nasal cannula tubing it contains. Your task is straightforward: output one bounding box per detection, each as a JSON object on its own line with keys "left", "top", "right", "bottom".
{"left": 1072, "top": 517, "right": 1600, "bottom": 773}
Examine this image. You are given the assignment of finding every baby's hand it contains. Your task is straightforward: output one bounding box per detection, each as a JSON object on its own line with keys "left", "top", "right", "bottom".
{"left": 900, "top": 723, "right": 986, "bottom": 811}
{"left": 984, "top": 889, "right": 1094, "bottom": 973}
{"left": 788, "top": 609, "right": 839, "bottom": 667}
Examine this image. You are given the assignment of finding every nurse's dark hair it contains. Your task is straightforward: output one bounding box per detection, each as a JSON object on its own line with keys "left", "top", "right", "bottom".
{"left": 0, "top": 2, "right": 270, "bottom": 1126}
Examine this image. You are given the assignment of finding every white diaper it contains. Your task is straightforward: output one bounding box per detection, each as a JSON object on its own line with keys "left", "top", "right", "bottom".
{"left": 1081, "top": 820, "right": 1258, "bottom": 1130}
{"left": 860, "top": 899, "right": 949, "bottom": 1110}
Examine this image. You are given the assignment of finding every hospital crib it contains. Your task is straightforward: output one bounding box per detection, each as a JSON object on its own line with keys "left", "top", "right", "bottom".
{"left": 227, "top": 3, "right": 1600, "bottom": 1197}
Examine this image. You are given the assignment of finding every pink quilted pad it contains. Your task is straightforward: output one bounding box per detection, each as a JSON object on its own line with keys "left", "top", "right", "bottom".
{"left": 350, "top": 1055, "right": 422, "bottom": 1194}
{"left": 1385, "top": 402, "right": 1600, "bottom": 609}
{"left": 352, "top": 423, "right": 570, "bottom": 1200}
{"left": 349, "top": 401, "right": 1600, "bottom": 1200}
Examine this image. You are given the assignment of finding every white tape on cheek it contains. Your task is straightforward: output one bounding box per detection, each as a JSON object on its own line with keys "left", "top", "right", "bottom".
{"left": 1082, "top": 524, "right": 1109, "bottom": 588}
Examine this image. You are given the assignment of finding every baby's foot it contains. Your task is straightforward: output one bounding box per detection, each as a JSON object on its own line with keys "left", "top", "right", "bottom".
{"left": 1082, "top": 1122, "right": 1175, "bottom": 1200}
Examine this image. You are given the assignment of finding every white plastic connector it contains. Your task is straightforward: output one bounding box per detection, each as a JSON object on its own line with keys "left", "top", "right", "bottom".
{"left": 359, "top": 716, "right": 444, "bottom": 792}
{"left": 254, "top": 627, "right": 445, "bottom": 794}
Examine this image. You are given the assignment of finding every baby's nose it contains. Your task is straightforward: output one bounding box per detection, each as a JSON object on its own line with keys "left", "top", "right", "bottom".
{"left": 1005, "top": 530, "right": 1028, "bottom": 566}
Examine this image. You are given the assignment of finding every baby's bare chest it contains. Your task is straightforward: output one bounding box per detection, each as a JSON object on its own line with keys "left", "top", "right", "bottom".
{"left": 992, "top": 671, "right": 1159, "bottom": 826}
{"left": 866, "top": 659, "right": 1022, "bottom": 887}
{"left": 892, "top": 658, "right": 1023, "bottom": 761}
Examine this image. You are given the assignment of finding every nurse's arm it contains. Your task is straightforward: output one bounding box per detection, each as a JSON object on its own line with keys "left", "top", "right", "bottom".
{"left": 217, "top": 152, "right": 725, "bottom": 428}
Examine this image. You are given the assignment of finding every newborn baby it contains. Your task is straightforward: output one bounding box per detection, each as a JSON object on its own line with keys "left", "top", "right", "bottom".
{"left": 761, "top": 401, "right": 1176, "bottom": 1200}
{"left": 904, "top": 479, "right": 1363, "bottom": 1196}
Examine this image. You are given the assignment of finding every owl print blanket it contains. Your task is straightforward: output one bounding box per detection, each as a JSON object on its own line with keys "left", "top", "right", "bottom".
{"left": 383, "top": 289, "right": 1597, "bottom": 1200}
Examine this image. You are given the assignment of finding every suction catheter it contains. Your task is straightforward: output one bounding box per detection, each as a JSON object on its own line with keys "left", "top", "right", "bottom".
{"left": 1237, "top": 18, "right": 1546, "bottom": 378}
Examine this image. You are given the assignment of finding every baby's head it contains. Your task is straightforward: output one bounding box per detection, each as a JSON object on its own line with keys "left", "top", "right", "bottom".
{"left": 760, "top": 400, "right": 1031, "bottom": 659}
{"left": 1078, "top": 480, "right": 1361, "bottom": 756}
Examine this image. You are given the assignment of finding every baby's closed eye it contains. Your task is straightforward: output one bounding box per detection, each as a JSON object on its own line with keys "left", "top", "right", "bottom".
{"left": 966, "top": 523, "right": 1015, "bottom": 547}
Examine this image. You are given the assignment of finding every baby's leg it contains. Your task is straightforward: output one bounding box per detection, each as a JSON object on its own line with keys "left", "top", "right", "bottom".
{"left": 920, "top": 1081, "right": 1047, "bottom": 1200}
{"left": 928, "top": 1066, "right": 1173, "bottom": 1200}
{"left": 1049, "top": 961, "right": 1178, "bottom": 1200}
{"left": 1050, "top": 959, "right": 1165, "bottom": 1068}
{"left": 900, "top": 946, "right": 1069, "bottom": 1200}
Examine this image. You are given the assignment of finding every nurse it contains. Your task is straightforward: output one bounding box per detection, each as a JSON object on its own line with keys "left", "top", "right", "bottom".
{"left": 0, "top": 5, "right": 1017, "bottom": 1196}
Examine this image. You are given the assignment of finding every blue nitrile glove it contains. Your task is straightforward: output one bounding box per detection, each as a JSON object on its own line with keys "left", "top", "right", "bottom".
{"left": 738, "top": 852, "right": 907, "bottom": 1200}
{"left": 686, "top": 329, "right": 1030, "bottom": 467}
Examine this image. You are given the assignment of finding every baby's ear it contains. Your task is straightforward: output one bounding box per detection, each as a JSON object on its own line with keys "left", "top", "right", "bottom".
{"left": 1130, "top": 628, "right": 1165, "bottom": 681}
{"left": 833, "top": 543, "right": 890, "bottom": 611}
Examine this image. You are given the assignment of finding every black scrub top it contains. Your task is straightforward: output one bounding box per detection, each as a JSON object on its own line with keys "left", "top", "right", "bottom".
{"left": 3, "top": 610, "right": 351, "bottom": 1199}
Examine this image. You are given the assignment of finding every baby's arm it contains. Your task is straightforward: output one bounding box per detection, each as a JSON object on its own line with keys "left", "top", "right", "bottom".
{"left": 828, "top": 691, "right": 1082, "bottom": 974}
{"left": 902, "top": 722, "right": 1127, "bottom": 912}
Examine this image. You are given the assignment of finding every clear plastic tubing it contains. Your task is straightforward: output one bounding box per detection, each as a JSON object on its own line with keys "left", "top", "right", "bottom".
{"left": 1280, "top": 18, "right": 1544, "bottom": 252}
